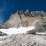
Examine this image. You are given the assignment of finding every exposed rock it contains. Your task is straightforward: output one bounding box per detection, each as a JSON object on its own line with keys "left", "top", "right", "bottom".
{"left": 1, "top": 12, "right": 39, "bottom": 28}
{"left": 31, "top": 11, "right": 46, "bottom": 17}
{"left": 0, "top": 34, "right": 46, "bottom": 46}
{"left": 34, "top": 17, "right": 46, "bottom": 32}
{"left": 24, "top": 9, "right": 32, "bottom": 17}
{"left": 0, "top": 31, "right": 7, "bottom": 36}
{"left": 17, "top": 10, "right": 24, "bottom": 15}
{"left": 25, "top": 9, "right": 30, "bottom": 13}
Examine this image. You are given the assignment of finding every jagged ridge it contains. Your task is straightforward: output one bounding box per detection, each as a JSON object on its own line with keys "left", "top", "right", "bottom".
{"left": 0, "top": 10, "right": 46, "bottom": 33}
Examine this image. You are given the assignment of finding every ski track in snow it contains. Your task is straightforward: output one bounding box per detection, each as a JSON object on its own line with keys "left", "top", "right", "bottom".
{"left": 0, "top": 26, "right": 35, "bottom": 35}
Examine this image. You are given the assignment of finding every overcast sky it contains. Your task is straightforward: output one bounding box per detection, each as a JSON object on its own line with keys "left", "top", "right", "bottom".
{"left": 0, "top": 0, "right": 46, "bottom": 24}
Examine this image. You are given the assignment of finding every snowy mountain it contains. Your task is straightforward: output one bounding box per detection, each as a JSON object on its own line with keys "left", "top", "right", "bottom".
{"left": 0, "top": 10, "right": 46, "bottom": 46}
{"left": 0, "top": 10, "right": 46, "bottom": 36}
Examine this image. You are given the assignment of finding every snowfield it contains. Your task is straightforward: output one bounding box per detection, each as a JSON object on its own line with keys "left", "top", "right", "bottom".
{"left": 0, "top": 26, "right": 35, "bottom": 35}
{"left": 0, "top": 26, "right": 45, "bottom": 36}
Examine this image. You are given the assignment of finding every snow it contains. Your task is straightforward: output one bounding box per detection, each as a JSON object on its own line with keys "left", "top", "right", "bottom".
{"left": 0, "top": 26, "right": 35, "bottom": 35}
{"left": 36, "top": 32, "right": 45, "bottom": 35}
{"left": 0, "top": 41, "right": 3, "bottom": 43}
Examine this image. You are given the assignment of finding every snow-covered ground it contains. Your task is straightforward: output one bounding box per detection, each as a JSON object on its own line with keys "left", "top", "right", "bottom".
{"left": 36, "top": 32, "right": 46, "bottom": 35}
{"left": 0, "top": 26, "right": 35, "bottom": 35}
{"left": 0, "top": 41, "right": 3, "bottom": 43}
{"left": 0, "top": 26, "right": 45, "bottom": 36}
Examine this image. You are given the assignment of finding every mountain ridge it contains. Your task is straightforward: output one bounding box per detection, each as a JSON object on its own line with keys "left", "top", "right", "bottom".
{"left": 0, "top": 10, "right": 46, "bottom": 33}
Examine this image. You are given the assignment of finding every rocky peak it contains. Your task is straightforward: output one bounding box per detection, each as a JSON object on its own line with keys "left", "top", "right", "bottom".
{"left": 25, "top": 9, "right": 30, "bottom": 13}
{"left": 24, "top": 9, "right": 32, "bottom": 17}
{"left": 0, "top": 10, "right": 46, "bottom": 30}
{"left": 17, "top": 10, "right": 24, "bottom": 15}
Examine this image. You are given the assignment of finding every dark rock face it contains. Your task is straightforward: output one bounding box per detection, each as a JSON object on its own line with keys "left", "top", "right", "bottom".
{"left": 34, "top": 17, "right": 46, "bottom": 32}
{"left": 0, "top": 31, "right": 7, "bottom": 36}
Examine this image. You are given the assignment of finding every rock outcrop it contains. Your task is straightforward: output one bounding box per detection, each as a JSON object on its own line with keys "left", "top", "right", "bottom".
{"left": 0, "top": 34, "right": 46, "bottom": 46}
{"left": 0, "top": 31, "right": 7, "bottom": 36}
{"left": 0, "top": 11, "right": 39, "bottom": 28}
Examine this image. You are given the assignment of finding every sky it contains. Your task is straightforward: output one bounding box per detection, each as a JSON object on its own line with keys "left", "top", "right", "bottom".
{"left": 0, "top": 0, "right": 46, "bottom": 24}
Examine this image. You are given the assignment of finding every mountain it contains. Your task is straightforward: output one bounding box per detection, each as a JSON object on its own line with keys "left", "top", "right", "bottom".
{"left": 0, "top": 10, "right": 46, "bottom": 33}
{"left": 0, "top": 10, "right": 46, "bottom": 46}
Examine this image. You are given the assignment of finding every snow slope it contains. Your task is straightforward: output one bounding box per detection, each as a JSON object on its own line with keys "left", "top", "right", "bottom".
{"left": 0, "top": 26, "right": 35, "bottom": 35}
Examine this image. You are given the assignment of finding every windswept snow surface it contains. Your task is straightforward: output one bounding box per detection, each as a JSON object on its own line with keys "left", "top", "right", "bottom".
{"left": 0, "top": 26, "right": 35, "bottom": 35}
